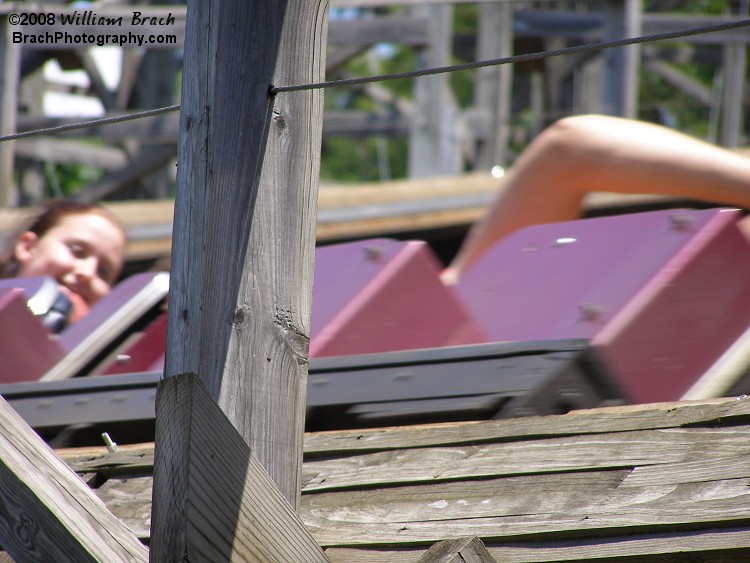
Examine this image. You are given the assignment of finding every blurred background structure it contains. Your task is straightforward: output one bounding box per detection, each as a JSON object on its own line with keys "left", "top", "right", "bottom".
{"left": 1, "top": 0, "right": 749, "bottom": 273}
{"left": 2, "top": 0, "right": 750, "bottom": 430}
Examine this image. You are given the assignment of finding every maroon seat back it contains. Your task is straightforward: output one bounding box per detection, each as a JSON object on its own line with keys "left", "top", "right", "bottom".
{"left": 455, "top": 208, "right": 750, "bottom": 402}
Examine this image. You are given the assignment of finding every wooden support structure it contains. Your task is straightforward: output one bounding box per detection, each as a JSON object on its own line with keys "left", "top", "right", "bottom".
{"left": 408, "top": 4, "right": 463, "bottom": 178}
{"left": 418, "top": 537, "right": 497, "bottom": 563}
{"left": 602, "top": 0, "right": 641, "bottom": 117}
{"left": 0, "top": 15, "right": 19, "bottom": 207}
{"left": 159, "top": 0, "right": 327, "bottom": 542}
{"left": 45, "top": 396, "right": 750, "bottom": 561}
{"left": 0, "top": 395, "right": 148, "bottom": 562}
{"left": 150, "top": 374, "right": 328, "bottom": 561}
{"left": 473, "top": 2, "right": 514, "bottom": 169}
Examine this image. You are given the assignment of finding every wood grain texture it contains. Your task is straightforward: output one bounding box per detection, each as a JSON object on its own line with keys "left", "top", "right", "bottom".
{"left": 164, "top": 0, "right": 328, "bottom": 508}
{"left": 0, "top": 395, "right": 148, "bottom": 562}
{"left": 54, "top": 398, "right": 750, "bottom": 561}
{"left": 303, "top": 395, "right": 750, "bottom": 455}
{"left": 149, "top": 373, "right": 328, "bottom": 562}
{"left": 324, "top": 528, "right": 750, "bottom": 562}
{"left": 302, "top": 426, "right": 750, "bottom": 492}
{"left": 418, "top": 537, "right": 496, "bottom": 563}
{"left": 0, "top": 16, "right": 18, "bottom": 207}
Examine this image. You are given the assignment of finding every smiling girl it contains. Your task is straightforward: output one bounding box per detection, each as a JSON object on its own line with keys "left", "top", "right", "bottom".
{"left": 1, "top": 201, "right": 127, "bottom": 322}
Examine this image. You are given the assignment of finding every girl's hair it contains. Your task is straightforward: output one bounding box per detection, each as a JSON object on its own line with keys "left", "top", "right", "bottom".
{"left": 0, "top": 200, "right": 126, "bottom": 278}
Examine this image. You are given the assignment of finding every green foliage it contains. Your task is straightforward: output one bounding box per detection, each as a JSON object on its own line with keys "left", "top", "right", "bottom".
{"left": 320, "top": 5, "right": 481, "bottom": 182}
{"left": 46, "top": 163, "right": 102, "bottom": 198}
{"left": 55, "top": 164, "right": 101, "bottom": 196}
{"left": 321, "top": 1, "right": 743, "bottom": 183}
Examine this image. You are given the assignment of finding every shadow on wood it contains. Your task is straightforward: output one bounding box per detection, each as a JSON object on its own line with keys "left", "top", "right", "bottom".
{"left": 150, "top": 373, "right": 328, "bottom": 562}
{"left": 0, "top": 394, "right": 148, "bottom": 562}
{"left": 418, "top": 537, "right": 497, "bottom": 562}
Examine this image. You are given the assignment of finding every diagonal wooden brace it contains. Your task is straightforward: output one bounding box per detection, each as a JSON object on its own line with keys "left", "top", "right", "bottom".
{"left": 0, "top": 394, "right": 148, "bottom": 562}
{"left": 150, "top": 373, "right": 329, "bottom": 562}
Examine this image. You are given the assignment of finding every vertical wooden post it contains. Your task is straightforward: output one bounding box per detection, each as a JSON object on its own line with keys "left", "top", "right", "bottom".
{"left": 163, "top": 0, "right": 327, "bottom": 511}
{"left": 473, "top": 1, "right": 514, "bottom": 169}
{"left": 602, "top": 0, "right": 641, "bottom": 118}
{"left": 719, "top": 41, "right": 747, "bottom": 148}
{"left": 408, "top": 4, "right": 462, "bottom": 178}
{"left": 0, "top": 16, "right": 20, "bottom": 207}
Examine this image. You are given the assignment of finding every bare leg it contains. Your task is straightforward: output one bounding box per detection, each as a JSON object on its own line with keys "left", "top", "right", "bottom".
{"left": 443, "top": 114, "right": 750, "bottom": 283}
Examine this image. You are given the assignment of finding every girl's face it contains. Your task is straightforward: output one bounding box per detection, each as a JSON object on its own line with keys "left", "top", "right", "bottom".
{"left": 14, "top": 213, "right": 126, "bottom": 318}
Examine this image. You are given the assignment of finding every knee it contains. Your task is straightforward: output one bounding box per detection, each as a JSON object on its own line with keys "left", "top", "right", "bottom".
{"left": 528, "top": 114, "right": 627, "bottom": 160}
{"left": 544, "top": 114, "right": 619, "bottom": 144}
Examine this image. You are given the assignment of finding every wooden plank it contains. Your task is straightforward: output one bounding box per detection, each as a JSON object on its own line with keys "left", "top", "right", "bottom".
{"left": 56, "top": 455, "right": 750, "bottom": 561}
{"left": 48, "top": 399, "right": 750, "bottom": 560}
{"left": 302, "top": 426, "right": 750, "bottom": 492}
{"left": 0, "top": 394, "right": 148, "bottom": 562}
{"left": 14, "top": 137, "right": 128, "bottom": 169}
{"left": 150, "top": 373, "right": 328, "bottom": 561}
{"left": 324, "top": 528, "right": 750, "bottom": 562}
{"left": 323, "top": 110, "right": 410, "bottom": 136}
{"left": 300, "top": 471, "right": 750, "bottom": 528}
{"left": 163, "top": 0, "right": 327, "bottom": 508}
{"left": 301, "top": 471, "right": 631, "bottom": 524}
{"left": 327, "top": 15, "right": 430, "bottom": 47}
{"left": 54, "top": 398, "right": 750, "bottom": 470}
{"left": 94, "top": 475, "right": 152, "bottom": 539}
{"left": 16, "top": 112, "right": 181, "bottom": 142}
{"left": 304, "top": 494, "right": 750, "bottom": 546}
{"left": 418, "top": 537, "right": 496, "bottom": 563}
{"left": 620, "top": 453, "right": 750, "bottom": 487}
{"left": 303, "top": 396, "right": 750, "bottom": 456}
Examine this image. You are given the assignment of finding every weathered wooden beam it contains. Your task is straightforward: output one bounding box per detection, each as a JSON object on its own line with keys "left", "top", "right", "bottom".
{"left": 0, "top": 15, "right": 19, "bottom": 207}
{"left": 602, "top": 0, "right": 641, "bottom": 117}
{"left": 150, "top": 373, "right": 329, "bottom": 561}
{"left": 418, "top": 537, "right": 496, "bottom": 563}
{"left": 163, "top": 0, "right": 328, "bottom": 510}
{"left": 473, "top": 2, "right": 513, "bottom": 168}
{"left": 0, "top": 394, "right": 148, "bottom": 562}
{"left": 14, "top": 137, "right": 128, "bottom": 169}
{"left": 16, "top": 112, "right": 181, "bottom": 142}
{"left": 328, "top": 14, "right": 430, "bottom": 47}
{"left": 409, "top": 4, "right": 462, "bottom": 178}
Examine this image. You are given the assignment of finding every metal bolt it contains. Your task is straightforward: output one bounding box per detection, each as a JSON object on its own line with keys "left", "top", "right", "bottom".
{"left": 102, "top": 432, "right": 119, "bottom": 453}
{"left": 669, "top": 213, "right": 694, "bottom": 230}
{"left": 363, "top": 245, "right": 383, "bottom": 261}
{"left": 579, "top": 303, "right": 603, "bottom": 321}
